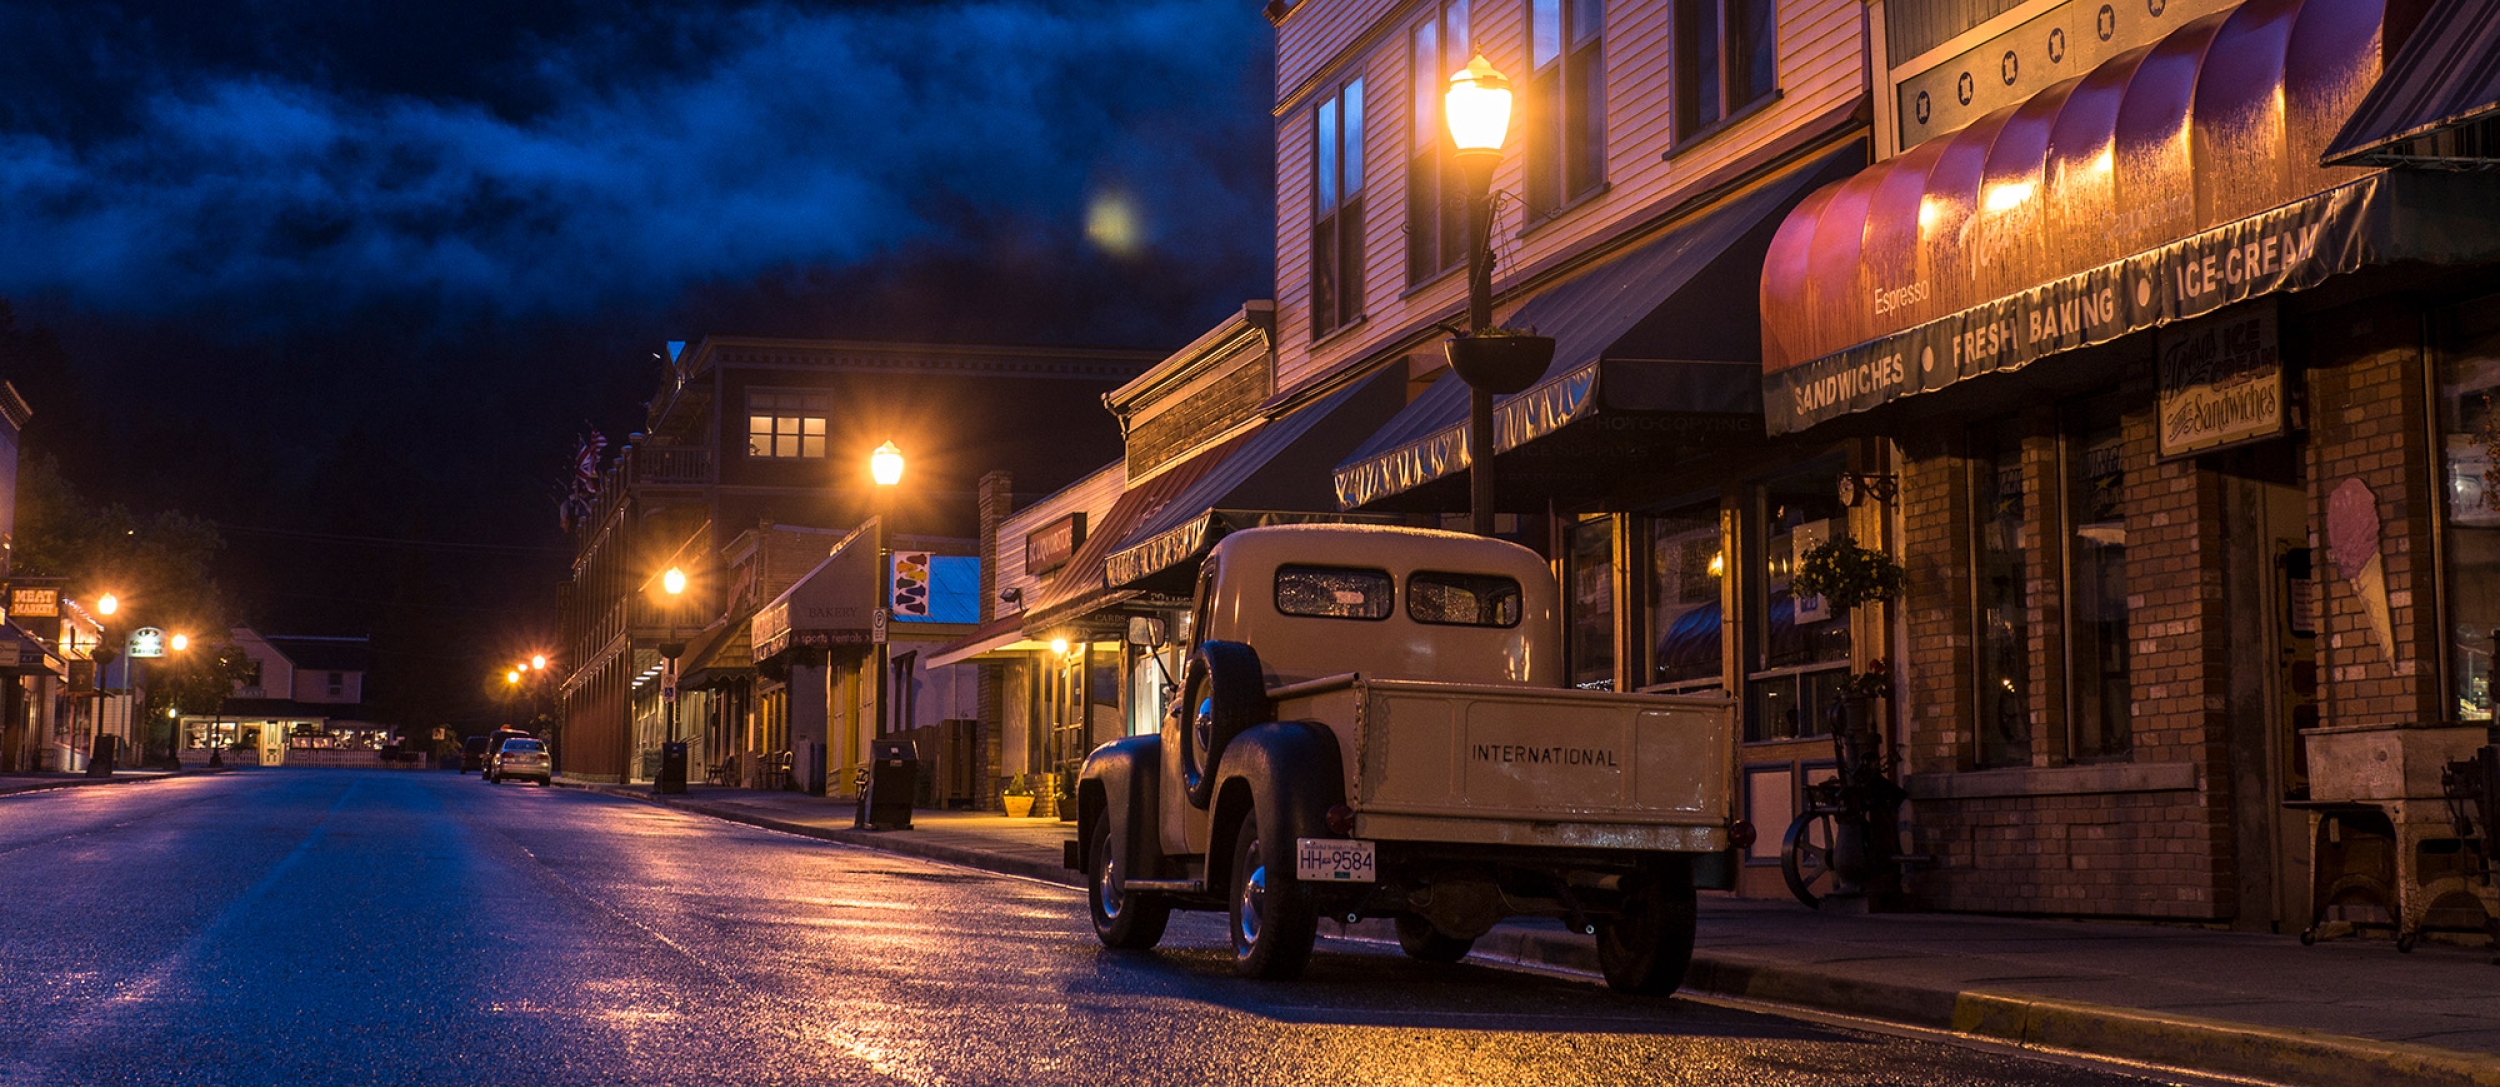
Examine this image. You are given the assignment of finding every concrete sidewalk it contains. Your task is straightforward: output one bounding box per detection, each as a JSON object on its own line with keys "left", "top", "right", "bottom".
{"left": 568, "top": 781, "right": 2500, "bottom": 1087}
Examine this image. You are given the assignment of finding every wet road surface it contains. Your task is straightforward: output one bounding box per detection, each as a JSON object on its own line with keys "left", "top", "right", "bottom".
{"left": 0, "top": 771, "right": 2185, "bottom": 1085}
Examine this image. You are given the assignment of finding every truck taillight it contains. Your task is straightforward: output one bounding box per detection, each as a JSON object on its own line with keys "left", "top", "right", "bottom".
{"left": 1325, "top": 804, "right": 1355, "bottom": 836}
{"left": 1729, "top": 820, "right": 1757, "bottom": 850}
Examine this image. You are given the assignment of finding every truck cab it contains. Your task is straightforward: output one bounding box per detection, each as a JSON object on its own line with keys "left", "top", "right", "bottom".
{"left": 1074, "top": 524, "right": 1738, "bottom": 993}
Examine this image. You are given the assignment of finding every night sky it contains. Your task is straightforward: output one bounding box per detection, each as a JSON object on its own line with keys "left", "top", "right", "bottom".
{"left": 1, "top": 1, "right": 1277, "bottom": 728}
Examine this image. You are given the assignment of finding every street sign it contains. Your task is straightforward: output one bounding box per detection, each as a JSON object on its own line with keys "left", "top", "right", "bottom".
{"left": 129, "top": 627, "right": 167, "bottom": 659}
{"left": 872, "top": 608, "right": 889, "bottom": 645}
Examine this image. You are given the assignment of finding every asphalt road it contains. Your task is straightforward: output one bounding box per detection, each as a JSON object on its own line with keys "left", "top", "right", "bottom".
{"left": 0, "top": 772, "right": 2185, "bottom": 1086}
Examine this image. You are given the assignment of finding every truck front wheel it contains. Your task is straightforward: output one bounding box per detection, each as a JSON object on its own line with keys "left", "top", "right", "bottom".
{"left": 1595, "top": 856, "right": 1697, "bottom": 996}
{"left": 1087, "top": 819, "right": 1170, "bottom": 950}
{"left": 1227, "top": 804, "right": 1317, "bottom": 979}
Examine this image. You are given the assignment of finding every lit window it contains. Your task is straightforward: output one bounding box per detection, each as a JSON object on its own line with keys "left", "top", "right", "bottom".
{"left": 1527, "top": 0, "right": 1607, "bottom": 216}
{"left": 1312, "top": 77, "right": 1367, "bottom": 337}
{"left": 746, "top": 391, "right": 831, "bottom": 459}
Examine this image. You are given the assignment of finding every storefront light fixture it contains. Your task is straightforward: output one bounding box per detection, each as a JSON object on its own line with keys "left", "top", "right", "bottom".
{"left": 1444, "top": 55, "right": 1513, "bottom": 154}
{"left": 871, "top": 440, "right": 906, "bottom": 487}
{"left": 1049, "top": 636, "right": 1071, "bottom": 656}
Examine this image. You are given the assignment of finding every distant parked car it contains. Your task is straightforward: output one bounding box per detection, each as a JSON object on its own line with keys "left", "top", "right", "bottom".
{"left": 460, "top": 736, "right": 491, "bottom": 773}
{"left": 488, "top": 738, "right": 551, "bottom": 786}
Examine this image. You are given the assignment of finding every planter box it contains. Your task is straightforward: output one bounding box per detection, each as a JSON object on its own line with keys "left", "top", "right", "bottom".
{"left": 2303, "top": 723, "right": 2491, "bottom": 801}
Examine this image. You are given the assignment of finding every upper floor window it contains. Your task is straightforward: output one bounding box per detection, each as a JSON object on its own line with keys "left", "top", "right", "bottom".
{"left": 1312, "top": 77, "right": 1367, "bottom": 338}
{"left": 1674, "top": 0, "right": 1777, "bottom": 141}
{"left": 327, "top": 671, "right": 345, "bottom": 696}
{"left": 1526, "top": 0, "right": 1606, "bottom": 218}
{"left": 747, "top": 390, "right": 830, "bottom": 459}
{"left": 1405, "top": 0, "right": 1470, "bottom": 285}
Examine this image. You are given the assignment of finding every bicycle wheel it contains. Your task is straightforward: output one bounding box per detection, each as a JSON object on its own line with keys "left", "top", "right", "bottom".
{"left": 1781, "top": 809, "right": 1840, "bottom": 908}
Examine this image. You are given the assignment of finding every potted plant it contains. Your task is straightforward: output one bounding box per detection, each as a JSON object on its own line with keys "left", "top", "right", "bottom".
{"left": 1001, "top": 774, "right": 1036, "bottom": 819}
{"left": 1789, "top": 534, "right": 1906, "bottom": 614}
{"left": 1444, "top": 325, "right": 1555, "bottom": 395}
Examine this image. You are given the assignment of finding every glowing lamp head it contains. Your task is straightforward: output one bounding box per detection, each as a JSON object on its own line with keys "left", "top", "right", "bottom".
{"left": 662, "top": 567, "right": 687, "bottom": 596}
{"left": 166, "top": 707, "right": 178, "bottom": 720}
{"left": 870, "top": 440, "right": 906, "bottom": 487}
{"left": 169, "top": 633, "right": 189, "bottom": 652}
{"left": 1444, "top": 55, "right": 1514, "bottom": 154}
{"left": 531, "top": 654, "right": 547, "bottom": 671}
{"left": 506, "top": 669, "right": 522, "bottom": 685}
{"left": 97, "top": 593, "right": 118, "bottom": 617}
{"left": 1049, "top": 637, "right": 1071, "bottom": 656}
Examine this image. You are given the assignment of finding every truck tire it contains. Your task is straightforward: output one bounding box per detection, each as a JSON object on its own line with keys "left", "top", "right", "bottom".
{"left": 1596, "top": 856, "right": 1697, "bottom": 996}
{"left": 1228, "top": 803, "right": 1316, "bottom": 979}
{"left": 1180, "top": 641, "right": 1268, "bottom": 809}
{"left": 1087, "top": 818, "right": 1170, "bottom": 950}
{"left": 1394, "top": 915, "right": 1476, "bottom": 964}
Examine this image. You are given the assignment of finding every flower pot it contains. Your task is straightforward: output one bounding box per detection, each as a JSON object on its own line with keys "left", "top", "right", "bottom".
{"left": 1002, "top": 795, "right": 1036, "bottom": 818}
{"left": 1445, "top": 334, "right": 1555, "bottom": 395}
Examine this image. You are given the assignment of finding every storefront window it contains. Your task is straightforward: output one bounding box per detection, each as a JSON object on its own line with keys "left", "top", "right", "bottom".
{"left": 1645, "top": 506, "right": 1722, "bottom": 689}
{"left": 2066, "top": 398, "right": 2131, "bottom": 758}
{"left": 1566, "top": 518, "right": 1616, "bottom": 689}
{"left": 1747, "top": 459, "right": 1850, "bottom": 741}
{"left": 1973, "top": 420, "right": 2032, "bottom": 768}
{"left": 2439, "top": 295, "right": 2500, "bottom": 721}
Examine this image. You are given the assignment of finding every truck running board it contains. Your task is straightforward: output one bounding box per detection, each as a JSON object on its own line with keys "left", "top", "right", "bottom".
{"left": 1122, "top": 878, "right": 1205, "bottom": 894}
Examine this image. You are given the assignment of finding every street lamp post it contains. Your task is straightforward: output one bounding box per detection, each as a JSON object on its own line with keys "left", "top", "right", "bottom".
{"left": 868, "top": 442, "right": 903, "bottom": 791}
{"left": 1445, "top": 54, "right": 1517, "bottom": 536}
{"left": 88, "top": 592, "right": 121, "bottom": 776}
{"left": 657, "top": 566, "right": 689, "bottom": 795}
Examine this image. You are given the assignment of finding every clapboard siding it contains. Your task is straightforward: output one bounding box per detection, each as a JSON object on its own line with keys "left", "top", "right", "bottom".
{"left": 995, "top": 463, "right": 1127, "bottom": 611}
{"left": 1272, "top": 0, "right": 1868, "bottom": 397}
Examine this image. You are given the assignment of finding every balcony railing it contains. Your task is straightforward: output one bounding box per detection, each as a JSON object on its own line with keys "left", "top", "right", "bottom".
{"left": 634, "top": 445, "right": 713, "bottom": 486}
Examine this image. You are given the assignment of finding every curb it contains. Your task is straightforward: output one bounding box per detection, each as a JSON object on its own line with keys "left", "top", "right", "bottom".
{"left": 0, "top": 767, "right": 231, "bottom": 797}
{"left": 565, "top": 782, "right": 2499, "bottom": 1087}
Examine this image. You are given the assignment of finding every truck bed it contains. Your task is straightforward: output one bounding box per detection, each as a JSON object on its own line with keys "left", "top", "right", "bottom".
{"left": 1270, "top": 676, "right": 1736, "bottom": 852}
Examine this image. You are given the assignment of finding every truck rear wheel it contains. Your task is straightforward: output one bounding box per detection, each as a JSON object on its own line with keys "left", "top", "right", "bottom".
{"left": 1087, "top": 819, "right": 1170, "bottom": 950}
{"left": 1228, "top": 804, "right": 1316, "bottom": 979}
{"left": 1394, "top": 915, "right": 1475, "bottom": 964}
{"left": 1596, "top": 856, "right": 1697, "bottom": 996}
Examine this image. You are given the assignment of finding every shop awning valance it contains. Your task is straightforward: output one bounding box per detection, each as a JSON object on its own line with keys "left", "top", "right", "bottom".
{"left": 0, "top": 624, "right": 62, "bottom": 677}
{"left": 676, "top": 618, "right": 753, "bottom": 691}
{"left": 1760, "top": 0, "right": 2500, "bottom": 435}
{"left": 1105, "top": 509, "right": 1402, "bottom": 594}
{"left": 751, "top": 527, "right": 879, "bottom": 661}
{"left": 2323, "top": 0, "right": 2500, "bottom": 169}
{"left": 1019, "top": 432, "right": 1256, "bottom": 630}
{"left": 1332, "top": 141, "right": 1864, "bottom": 511}
{"left": 924, "top": 615, "right": 1052, "bottom": 669}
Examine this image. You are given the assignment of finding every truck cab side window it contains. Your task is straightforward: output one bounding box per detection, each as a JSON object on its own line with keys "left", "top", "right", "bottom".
{"left": 1274, "top": 565, "right": 1395, "bottom": 620}
{"left": 1408, "top": 571, "right": 1523, "bottom": 627}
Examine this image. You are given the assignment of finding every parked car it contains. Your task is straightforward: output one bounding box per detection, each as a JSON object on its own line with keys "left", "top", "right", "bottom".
{"left": 479, "top": 727, "right": 532, "bottom": 782}
{"left": 488, "top": 738, "right": 552, "bottom": 786}
{"left": 460, "top": 735, "right": 491, "bottom": 773}
{"left": 1072, "top": 525, "right": 1738, "bottom": 994}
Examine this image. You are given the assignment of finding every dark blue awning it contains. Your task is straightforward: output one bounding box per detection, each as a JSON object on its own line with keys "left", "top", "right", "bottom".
{"left": 1332, "top": 141, "right": 1864, "bottom": 511}
{"left": 2324, "top": 0, "right": 2500, "bottom": 169}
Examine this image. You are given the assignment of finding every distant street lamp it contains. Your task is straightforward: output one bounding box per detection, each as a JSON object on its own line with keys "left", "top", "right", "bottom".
{"left": 1445, "top": 54, "right": 1517, "bottom": 537}
{"left": 85, "top": 593, "right": 123, "bottom": 776}
{"left": 169, "top": 633, "right": 189, "bottom": 652}
{"left": 656, "top": 566, "right": 689, "bottom": 795}
{"left": 96, "top": 593, "right": 118, "bottom": 617}
{"left": 530, "top": 654, "right": 547, "bottom": 671}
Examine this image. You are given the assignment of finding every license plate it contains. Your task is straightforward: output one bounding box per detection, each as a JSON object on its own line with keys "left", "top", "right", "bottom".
{"left": 1293, "top": 838, "right": 1377, "bottom": 882}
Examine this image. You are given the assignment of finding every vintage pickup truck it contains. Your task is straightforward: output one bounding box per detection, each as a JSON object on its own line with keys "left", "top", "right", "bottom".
{"left": 1070, "top": 524, "right": 1740, "bottom": 993}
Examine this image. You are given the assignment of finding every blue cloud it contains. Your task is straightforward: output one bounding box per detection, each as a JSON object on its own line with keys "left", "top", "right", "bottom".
{"left": 0, "top": 1, "right": 1273, "bottom": 322}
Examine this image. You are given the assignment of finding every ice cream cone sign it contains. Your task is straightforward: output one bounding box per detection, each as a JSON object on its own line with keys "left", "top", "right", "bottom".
{"left": 2327, "top": 478, "right": 2394, "bottom": 662}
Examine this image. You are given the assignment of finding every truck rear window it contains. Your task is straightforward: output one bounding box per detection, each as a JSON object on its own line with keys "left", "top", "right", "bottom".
{"left": 1407, "top": 571, "right": 1523, "bottom": 627}
{"left": 1274, "top": 565, "right": 1393, "bottom": 620}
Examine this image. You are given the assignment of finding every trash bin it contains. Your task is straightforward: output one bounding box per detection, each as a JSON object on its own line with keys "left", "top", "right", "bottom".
{"left": 657, "top": 741, "right": 689, "bottom": 795}
{"left": 863, "top": 740, "right": 918, "bottom": 830}
{"left": 86, "top": 735, "right": 118, "bottom": 778}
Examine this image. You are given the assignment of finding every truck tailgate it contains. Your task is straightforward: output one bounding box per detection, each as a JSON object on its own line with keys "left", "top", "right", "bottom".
{"left": 1309, "top": 680, "right": 1733, "bottom": 845}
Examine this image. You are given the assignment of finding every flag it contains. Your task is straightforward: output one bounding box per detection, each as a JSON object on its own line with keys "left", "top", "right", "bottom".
{"left": 560, "top": 430, "right": 610, "bottom": 532}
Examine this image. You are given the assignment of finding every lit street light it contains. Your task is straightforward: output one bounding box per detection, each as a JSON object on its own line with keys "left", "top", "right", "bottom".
{"left": 530, "top": 654, "right": 547, "bottom": 671}
{"left": 655, "top": 565, "right": 690, "bottom": 795}
{"left": 1444, "top": 54, "right": 1517, "bottom": 537}
{"left": 871, "top": 440, "right": 906, "bottom": 487}
{"left": 867, "top": 441, "right": 905, "bottom": 808}
{"left": 170, "top": 633, "right": 189, "bottom": 652}
{"left": 97, "top": 593, "right": 118, "bottom": 617}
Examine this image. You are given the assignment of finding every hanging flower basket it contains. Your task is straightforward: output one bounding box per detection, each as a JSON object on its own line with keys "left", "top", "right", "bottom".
{"left": 1790, "top": 535, "right": 1906, "bottom": 613}
{"left": 1445, "top": 329, "right": 1554, "bottom": 395}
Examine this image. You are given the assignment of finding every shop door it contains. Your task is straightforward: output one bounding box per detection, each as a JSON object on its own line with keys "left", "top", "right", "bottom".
{"left": 1049, "top": 650, "right": 1089, "bottom": 812}
{"left": 2222, "top": 456, "right": 2315, "bottom": 932}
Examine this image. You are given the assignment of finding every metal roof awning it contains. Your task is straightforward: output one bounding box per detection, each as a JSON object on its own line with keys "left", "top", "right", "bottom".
{"left": 1759, "top": 0, "right": 2500, "bottom": 434}
{"left": 1331, "top": 141, "right": 1864, "bottom": 511}
{"left": 2323, "top": 0, "right": 2500, "bottom": 169}
{"left": 676, "top": 619, "right": 753, "bottom": 691}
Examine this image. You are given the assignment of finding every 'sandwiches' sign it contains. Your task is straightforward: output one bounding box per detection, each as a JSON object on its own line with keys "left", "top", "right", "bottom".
{"left": 2157, "top": 305, "right": 2283, "bottom": 460}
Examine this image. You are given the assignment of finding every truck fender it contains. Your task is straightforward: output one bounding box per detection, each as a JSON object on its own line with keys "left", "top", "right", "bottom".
{"left": 1077, "top": 734, "right": 1163, "bottom": 878}
{"left": 1207, "top": 721, "right": 1345, "bottom": 892}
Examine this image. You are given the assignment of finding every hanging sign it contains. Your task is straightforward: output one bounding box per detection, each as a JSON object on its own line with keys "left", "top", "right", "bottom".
{"left": 128, "top": 627, "right": 167, "bottom": 659}
{"left": 9, "top": 587, "right": 57, "bottom": 618}
{"left": 2158, "top": 305, "right": 2284, "bottom": 460}
{"left": 1025, "top": 513, "right": 1085, "bottom": 575}
{"left": 890, "top": 551, "right": 933, "bottom": 617}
